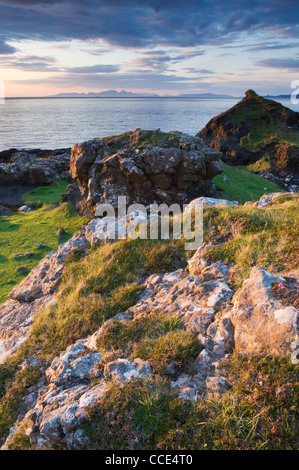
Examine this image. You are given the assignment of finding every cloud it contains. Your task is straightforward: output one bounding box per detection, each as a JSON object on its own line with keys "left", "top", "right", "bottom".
{"left": 183, "top": 67, "right": 214, "bottom": 74}
{"left": 0, "top": 1, "right": 298, "bottom": 49}
{"left": 0, "top": 54, "right": 61, "bottom": 71}
{"left": 10, "top": 69, "right": 208, "bottom": 91}
{"left": 66, "top": 64, "right": 120, "bottom": 73}
{"left": 0, "top": 39, "right": 17, "bottom": 54}
{"left": 247, "top": 41, "right": 299, "bottom": 52}
{"left": 0, "top": 52, "right": 119, "bottom": 74}
{"left": 129, "top": 49, "right": 205, "bottom": 73}
{"left": 255, "top": 58, "right": 299, "bottom": 70}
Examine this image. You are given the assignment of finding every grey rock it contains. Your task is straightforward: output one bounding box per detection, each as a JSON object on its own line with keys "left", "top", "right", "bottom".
{"left": 104, "top": 358, "right": 152, "bottom": 383}
{"left": 67, "top": 129, "right": 223, "bottom": 216}
{"left": 231, "top": 266, "right": 299, "bottom": 356}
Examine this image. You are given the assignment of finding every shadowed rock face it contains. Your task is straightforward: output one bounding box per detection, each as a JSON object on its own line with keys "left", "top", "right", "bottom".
{"left": 66, "top": 129, "right": 223, "bottom": 216}
{"left": 197, "top": 90, "right": 299, "bottom": 172}
{"left": 0, "top": 149, "right": 71, "bottom": 186}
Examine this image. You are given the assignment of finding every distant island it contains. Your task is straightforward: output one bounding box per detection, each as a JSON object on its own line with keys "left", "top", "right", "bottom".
{"left": 6, "top": 90, "right": 292, "bottom": 100}
{"left": 263, "top": 94, "right": 291, "bottom": 99}
{"left": 50, "top": 90, "right": 292, "bottom": 99}
{"left": 50, "top": 90, "right": 238, "bottom": 99}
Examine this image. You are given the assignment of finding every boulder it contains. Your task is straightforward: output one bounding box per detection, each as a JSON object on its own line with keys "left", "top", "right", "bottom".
{"left": 184, "top": 197, "right": 238, "bottom": 211}
{"left": 231, "top": 266, "right": 299, "bottom": 356}
{"left": 46, "top": 342, "right": 102, "bottom": 386}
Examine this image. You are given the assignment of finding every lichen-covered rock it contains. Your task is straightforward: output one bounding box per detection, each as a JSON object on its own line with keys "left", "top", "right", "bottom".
{"left": 184, "top": 197, "right": 238, "bottom": 211}
{"left": 0, "top": 149, "right": 71, "bottom": 186}
{"left": 46, "top": 341, "right": 102, "bottom": 386}
{"left": 16, "top": 350, "right": 151, "bottom": 449}
{"left": 0, "top": 296, "right": 52, "bottom": 363}
{"left": 17, "top": 205, "right": 31, "bottom": 213}
{"left": 17, "top": 339, "right": 109, "bottom": 450}
{"left": 206, "top": 307, "right": 235, "bottom": 349}
{"left": 200, "top": 262, "right": 230, "bottom": 281}
{"left": 104, "top": 358, "right": 152, "bottom": 383}
{"left": 26, "top": 381, "right": 108, "bottom": 449}
{"left": 231, "top": 266, "right": 299, "bottom": 356}
{"left": 66, "top": 129, "right": 223, "bottom": 216}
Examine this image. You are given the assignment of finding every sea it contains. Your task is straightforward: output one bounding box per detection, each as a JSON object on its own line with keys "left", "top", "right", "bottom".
{"left": 0, "top": 97, "right": 297, "bottom": 151}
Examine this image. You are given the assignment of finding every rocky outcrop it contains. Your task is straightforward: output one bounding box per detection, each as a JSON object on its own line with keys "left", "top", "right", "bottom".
{"left": 3, "top": 255, "right": 233, "bottom": 449}
{"left": 1, "top": 193, "right": 297, "bottom": 366}
{"left": 0, "top": 148, "right": 71, "bottom": 187}
{"left": 197, "top": 90, "right": 299, "bottom": 184}
{"left": 65, "top": 129, "right": 223, "bottom": 216}
{"left": 4, "top": 247, "right": 298, "bottom": 449}
{"left": 0, "top": 148, "right": 72, "bottom": 213}
{"left": 1, "top": 194, "right": 298, "bottom": 450}
{"left": 0, "top": 184, "right": 37, "bottom": 208}
{"left": 0, "top": 296, "right": 52, "bottom": 364}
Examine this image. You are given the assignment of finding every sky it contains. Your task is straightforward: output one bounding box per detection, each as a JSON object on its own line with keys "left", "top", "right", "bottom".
{"left": 0, "top": 0, "right": 298, "bottom": 97}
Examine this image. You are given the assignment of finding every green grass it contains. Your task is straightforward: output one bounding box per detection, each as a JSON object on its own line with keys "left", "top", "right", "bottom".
{"left": 213, "top": 162, "right": 284, "bottom": 204}
{"left": 97, "top": 311, "right": 202, "bottom": 376}
{"left": 22, "top": 178, "right": 69, "bottom": 206}
{"left": 0, "top": 181, "right": 86, "bottom": 304}
{"left": 201, "top": 198, "right": 299, "bottom": 287}
{"left": 25, "top": 238, "right": 186, "bottom": 359}
{"left": 246, "top": 157, "right": 272, "bottom": 173}
{"left": 104, "top": 129, "right": 180, "bottom": 155}
{"left": 240, "top": 121, "right": 299, "bottom": 152}
{"left": 136, "top": 130, "right": 179, "bottom": 147}
{"left": 228, "top": 92, "right": 299, "bottom": 151}
{"left": 229, "top": 93, "right": 282, "bottom": 124}
{"left": 82, "top": 353, "right": 299, "bottom": 450}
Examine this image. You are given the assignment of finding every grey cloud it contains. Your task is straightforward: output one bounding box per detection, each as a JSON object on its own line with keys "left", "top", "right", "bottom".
{"left": 0, "top": 1, "right": 298, "bottom": 49}
{"left": 130, "top": 49, "right": 205, "bottom": 73}
{"left": 66, "top": 64, "right": 120, "bottom": 73}
{"left": 255, "top": 58, "right": 299, "bottom": 70}
{"left": 183, "top": 68, "right": 215, "bottom": 74}
{"left": 0, "top": 54, "right": 61, "bottom": 71}
{"left": 0, "top": 39, "right": 17, "bottom": 54}
{"left": 247, "top": 42, "right": 299, "bottom": 52}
